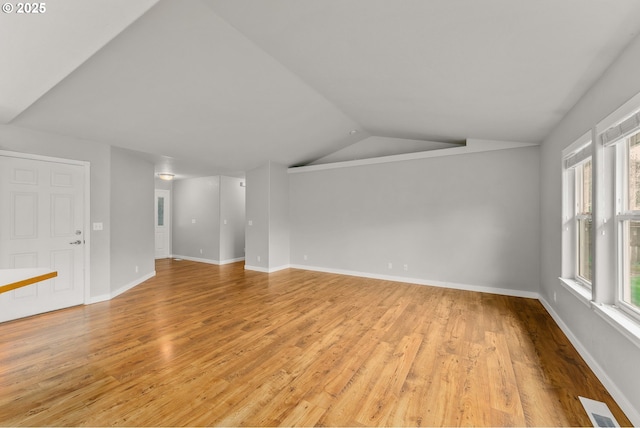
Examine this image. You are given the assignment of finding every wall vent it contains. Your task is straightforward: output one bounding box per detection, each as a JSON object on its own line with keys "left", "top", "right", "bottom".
{"left": 579, "top": 396, "right": 620, "bottom": 427}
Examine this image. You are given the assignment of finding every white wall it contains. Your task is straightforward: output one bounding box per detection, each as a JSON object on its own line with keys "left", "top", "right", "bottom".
{"left": 172, "top": 176, "right": 221, "bottom": 262}
{"left": 245, "top": 164, "right": 270, "bottom": 270}
{"left": 172, "top": 175, "right": 245, "bottom": 264}
{"left": 245, "top": 162, "right": 289, "bottom": 271}
{"left": 290, "top": 146, "right": 540, "bottom": 294}
{"left": 269, "top": 163, "right": 290, "bottom": 270}
{"left": 110, "top": 147, "right": 155, "bottom": 292}
{"left": 219, "top": 176, "right": 246, "bottom": 263}
{"left": 154, "top": 177, "right": 173, "bottom": 191}
{"left": 540, "top": 34, "right": 640, "bottom": 424}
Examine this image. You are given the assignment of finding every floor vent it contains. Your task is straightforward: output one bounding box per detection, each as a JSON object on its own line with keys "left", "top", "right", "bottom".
{"left": 579, "top": 396, "right": 620, "bottom": 427}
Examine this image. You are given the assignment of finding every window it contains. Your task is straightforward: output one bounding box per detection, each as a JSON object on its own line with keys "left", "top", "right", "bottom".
{"left": 615, "top": 129, "right": 640, "bottom": 319}
{"left": 576, "top": 159, "right": 593, "bottom": 283}
{"left": 562, "top": 135, "right": 593, "bottom": 291}
{"left": 562, "top": 95, "right": 640, "bottom": 344}
{"left": 603, "top": 106, "right": 640, "bottom": 322}
{"left": 157, "top": 196, "right": 165, "bottom": 226}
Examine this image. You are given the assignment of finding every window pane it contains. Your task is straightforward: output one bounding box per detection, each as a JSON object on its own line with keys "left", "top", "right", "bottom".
{"left": 157, "top": 197, "right": 164, "bottom": 226}
{"left": 576, "top": 159, "right": 592, "bottom": 284}
{"left": 628, "top": 133, "right": 640, "bottom": 211}
{"left": 624, "top": 221, "right": 640, "bottom": 310}
{"left": 580, "top": 160, "right": 592, "bottom": 214}
{"left": 578, "top": 218, "right": 592, "bottom": 282}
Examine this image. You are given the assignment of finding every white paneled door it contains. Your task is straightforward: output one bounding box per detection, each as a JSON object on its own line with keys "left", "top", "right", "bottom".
{"left": 155, "top": 189, "right": 170, "bottom": 259}
{"left": 0, "top": 155, "right": 86, "bottom": 323}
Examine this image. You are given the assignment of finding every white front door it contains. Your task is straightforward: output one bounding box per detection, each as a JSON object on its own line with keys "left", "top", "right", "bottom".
{"left": 154, "top": 189, "right": 170, "bottom": 259}
{"left": 0, "top": 155, "right": 86, "bottom": 323}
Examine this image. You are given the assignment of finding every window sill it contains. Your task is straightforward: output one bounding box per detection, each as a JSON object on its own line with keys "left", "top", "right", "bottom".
{"left": 559, "top": 278, "right": 640, "bottom": 349}
{"left": 592, "top": 302, "right": 640, "bottom": 350}
{"left": 559, "top": 277, "right": 592, "bottom": 308}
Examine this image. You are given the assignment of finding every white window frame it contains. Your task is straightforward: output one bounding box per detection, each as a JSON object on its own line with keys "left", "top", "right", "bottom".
{"left": 613, "top": 131, "right": 640, "bottom": 323}
{"left": 561, "top": 132, "right": 593, "bottom": 301}
{"left": 574, "top": 160, "right": 593, "bottom": 287}
{"left": 593, "top": 91, "right": 640, "bottom": 346}
{"left": 557, "top": 92, "right": 640, "bottom": 349}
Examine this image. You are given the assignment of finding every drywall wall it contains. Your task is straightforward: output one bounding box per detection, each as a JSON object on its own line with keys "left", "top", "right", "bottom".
{"left": 290, "top": 146, "right": 540, "bottom": 294}
{"left": 219, "top": 176, "right": 245, "bottom": 262}
{"left": 540, "top": 33, "right": 640, "bottom": 424}
{"left": 172, "top": 176, "right": 221, "bottom": 262}
{"left": 172, "top": 175, "right": 246, "bottom": 264}
{"left": 154, "top": 177, "right": 172, "bottom": 190}
{"left": 0, "top": 124, "right": 112, "bottom": 298}
{"left": 268, "top": 163, "right": 290, "bottom": 270}
{"left": 109, "top": 147, "right": 155, "bottom": 293}
{"left": 245, "top": 162, "right": 289, "bottom": 271}
{"left": 245, "top": 164, "right": 270, "bottom": 270}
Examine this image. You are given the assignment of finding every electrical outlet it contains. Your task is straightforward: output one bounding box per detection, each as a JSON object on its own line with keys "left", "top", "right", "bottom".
{"left": 200, "top": 249, "right": 203, "bottom": 254}
{"left": 257, "top": 255, "right": 261, "bottom": 262}
{"left": 388, "top": 262, "right": 393, "bottom": 269}
{"left": 403, "top": 264, "right": 409, "bottom": 271}
{"left": 135, "top": 265, "right": 139, "bottom": 273}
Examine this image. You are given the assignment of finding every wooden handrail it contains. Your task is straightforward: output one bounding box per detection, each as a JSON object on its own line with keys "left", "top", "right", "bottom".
{"left": 0, "top": 269, "right": 58, "bottom": 294}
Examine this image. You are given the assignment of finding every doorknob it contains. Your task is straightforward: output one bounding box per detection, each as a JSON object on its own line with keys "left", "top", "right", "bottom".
{"left": 69, "top": 240, "right": 82, "bottom": 245}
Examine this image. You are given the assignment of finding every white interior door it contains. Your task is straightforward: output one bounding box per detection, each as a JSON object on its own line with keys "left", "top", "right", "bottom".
{"left": 0, "top": 155, "right": 86, "bottom": 323}
{"left": 155, "top": 189, "right": 170, "bottom": 259}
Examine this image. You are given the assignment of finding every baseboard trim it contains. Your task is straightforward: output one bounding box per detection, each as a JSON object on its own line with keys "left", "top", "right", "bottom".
{"left": 289, "top": 264, "right": 539, "bottom": 299}
{"left": 171, "top": 255, "right": 245, "bottom": 265}
{"left": 220, "top": 257, "right": 246, "bottom": 265}
{"left": 244, "top": 264, "right": 291, "bottom": 273}
{"left": 88, "top": 271, "right": 156, "bottom": 304}
{"left": 539, "top": 297, "right": 640, "bottom": 426}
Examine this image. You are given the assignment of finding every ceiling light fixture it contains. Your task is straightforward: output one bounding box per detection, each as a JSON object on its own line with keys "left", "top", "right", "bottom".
{"left": 349, "top": 129, "right": 358, "bottom": 135}
{"left": 158, "top": 173, "right": 175, "bottom": 181}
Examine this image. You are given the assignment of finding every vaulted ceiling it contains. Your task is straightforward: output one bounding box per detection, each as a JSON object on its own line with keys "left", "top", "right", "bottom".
{"left": 4, "top": 0, "right": 640, "bottom": 178}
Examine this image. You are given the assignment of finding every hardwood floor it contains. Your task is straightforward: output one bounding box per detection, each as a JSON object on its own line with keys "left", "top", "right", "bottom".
{"left": 0, "top": 259, "right": 632, "bottom": 426}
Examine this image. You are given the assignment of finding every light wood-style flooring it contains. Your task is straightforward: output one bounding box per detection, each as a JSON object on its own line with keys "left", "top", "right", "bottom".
{"left": 0, "top": 259, "right": 632, "bottom": 426}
